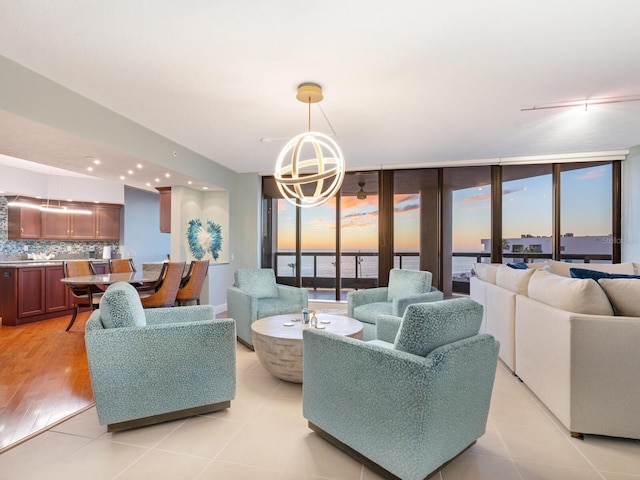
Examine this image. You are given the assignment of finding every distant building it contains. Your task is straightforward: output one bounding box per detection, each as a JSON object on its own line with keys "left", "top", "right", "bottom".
{"left": 481, "top": 234, "right": 612, "bottom": 256}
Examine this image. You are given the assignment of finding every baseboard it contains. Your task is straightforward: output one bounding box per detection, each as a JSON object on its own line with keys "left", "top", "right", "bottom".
{"left": 308, "top": 421, "right": 476, "bottom": 480}
{"left": 107, "top": 401, "right": 231, "bottom": 433}
{"left": 214, "top": 303, "right": 227, "bottom": 316}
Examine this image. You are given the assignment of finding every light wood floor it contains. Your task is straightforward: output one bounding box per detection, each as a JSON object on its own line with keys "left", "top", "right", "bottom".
{"left": 0, "top": 311, "right": 93, "bottom": 453}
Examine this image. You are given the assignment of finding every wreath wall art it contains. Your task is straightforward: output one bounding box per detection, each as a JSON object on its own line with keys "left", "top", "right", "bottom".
{"left": 187, "top": 218, "right": 223, "bottom": 260}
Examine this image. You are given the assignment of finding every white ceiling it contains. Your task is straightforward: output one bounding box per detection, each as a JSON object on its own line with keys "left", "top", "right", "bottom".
{"left": 1, "top": 0, "right": 640, "bottom": 191}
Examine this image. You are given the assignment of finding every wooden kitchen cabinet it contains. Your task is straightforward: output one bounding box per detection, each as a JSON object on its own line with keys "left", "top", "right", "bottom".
{"left": 42, "top": 207, "right": 96, "bottom": 240}
{"left": 45, "top": 265, "right": 69, "bottom": 313}
{"left": 157, "top": 187, "right": 171, "bottom": 233}
{"left": 37, "top": 201, "right": 121, "bottom": 241}
{"left": 7, "top": 201, "right": 42, "bottom": 239}
{"left": 17, "top": 267, "right": 46, "bottom": 318}
{"left": 7, "top": 197, "right": 121, "bottom": 241}
{"left": 69, "top": 209, "right": 96, "bottom": 239}
{"left": 41, "top": 210, "right": 70, "bottom": 239}
{"left": 0, "top": 265, "right": 76, "bottom": 326}
{"left": 92, "top": 262, "right": 108, "bottom": 274}
{"left": 95, "top": 205, "right": 121, "bottom": 240}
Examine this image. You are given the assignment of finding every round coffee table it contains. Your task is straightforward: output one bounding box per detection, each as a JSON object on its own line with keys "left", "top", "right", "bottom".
{"left": 251, "top": 313, "right": 363, "bottom": 383}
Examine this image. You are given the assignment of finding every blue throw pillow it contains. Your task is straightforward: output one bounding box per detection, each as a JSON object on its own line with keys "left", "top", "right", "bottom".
{"left": 507, "top": 262, "right": 528, "bottom": 270}
{"left": 569, "top": 267, "right": 640, "bottom": 281}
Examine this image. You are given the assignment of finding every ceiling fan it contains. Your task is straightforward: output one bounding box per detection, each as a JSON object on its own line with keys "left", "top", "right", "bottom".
{"left": 356, "top": 182, "right": 367, "bottom": 200}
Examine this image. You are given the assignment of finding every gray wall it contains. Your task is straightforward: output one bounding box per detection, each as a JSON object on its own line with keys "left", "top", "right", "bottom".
{"left": 122, "top": 186, "right": 170, "bottom": 264}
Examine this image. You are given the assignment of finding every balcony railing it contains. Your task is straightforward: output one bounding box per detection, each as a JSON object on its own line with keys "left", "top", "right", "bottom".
{"left": 274, "top": 251, "right": 614, "bottom": 297}
{"left": 274, "top": 251, "right": 422, "bottom": 291}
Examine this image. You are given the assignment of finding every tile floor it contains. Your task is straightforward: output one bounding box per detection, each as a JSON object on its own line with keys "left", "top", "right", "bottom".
{"left": 1, "top": 342, "right": 640, "bottom": 479}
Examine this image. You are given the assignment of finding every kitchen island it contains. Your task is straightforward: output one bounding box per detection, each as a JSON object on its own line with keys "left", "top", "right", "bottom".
{"left": 0, "top": 259, "right": 110, "bottom": 326}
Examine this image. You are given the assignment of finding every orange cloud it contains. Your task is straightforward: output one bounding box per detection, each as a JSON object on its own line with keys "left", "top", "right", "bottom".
{"left": 459, "top": 192, "right": 491, "bottom": 205}
{"left": 578, "top": 169, "right": 605, "bottom": 180}
{"left": 341, "top": 196, "right": 377, "bottom": 211}
{"left": 342, "top": 211, "right": 378, "bottom": 230}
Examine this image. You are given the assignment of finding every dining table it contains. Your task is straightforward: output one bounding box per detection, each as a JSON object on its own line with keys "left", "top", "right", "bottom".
{"left": 60, "top": 271, "right": 160, "bottom": 286}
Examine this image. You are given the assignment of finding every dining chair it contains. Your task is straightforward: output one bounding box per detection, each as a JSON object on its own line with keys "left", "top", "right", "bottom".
{"left": 139, "top": 261, "right": 185, "bottom": 308}
{"left": 176, "top": 260, "right": 209, "bottom": 306}
{"left": 63, "top": 260, "right": 103, "bottom": 331}
{"left": 109, "top": 258, "right": 136, "bottom": 273}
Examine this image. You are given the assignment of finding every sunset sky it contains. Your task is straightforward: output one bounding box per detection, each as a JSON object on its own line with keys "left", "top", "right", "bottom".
{"left": 277, "top": 164, "right": 612, "bottom": 253}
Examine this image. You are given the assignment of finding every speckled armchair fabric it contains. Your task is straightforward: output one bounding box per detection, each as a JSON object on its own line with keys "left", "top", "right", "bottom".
{"left": 347, "top": 268, "right": 443, "bottom": 340}
{"left": 85, "top": 282, "right": 236, "bottom": 432}
{"left": 303, "top": 298, "right": 499, "bottom": 480}
{"left": 226, "top": 268, "right": 308, "bottom": 348}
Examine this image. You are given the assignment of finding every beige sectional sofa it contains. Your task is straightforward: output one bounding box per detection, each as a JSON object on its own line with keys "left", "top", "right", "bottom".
{"left": 470, "top": 260, "right": 640, "bottom": 439}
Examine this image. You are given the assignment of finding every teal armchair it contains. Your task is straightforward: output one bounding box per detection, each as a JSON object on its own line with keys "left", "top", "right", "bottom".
{"left": 226, "top": 268, "right": 309, "bottom": 349}
{"left": 303, "top": 298, "right": 499, "bottom": 480}
{"left": 347, "top": 268, "right": 443, "bottom": 340}
{"left": 85, "top": 282, "right": 236, "bottom": 432}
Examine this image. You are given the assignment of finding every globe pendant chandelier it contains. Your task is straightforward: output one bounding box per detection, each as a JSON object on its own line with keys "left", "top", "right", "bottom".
{"left": 274, "top": 83, "right": 345, "bottom": 208}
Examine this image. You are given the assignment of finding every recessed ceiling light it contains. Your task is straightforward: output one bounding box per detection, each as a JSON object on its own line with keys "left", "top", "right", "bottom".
{"left": 137, "top": 164, "right": 143, "bottom": 169}
{"left": 119, "top": 175, "right": 125, "bottom": 180}
{"left": 202, "top": 186, "right": 209, "bottom": 190}
{"left": 87, "top": 166, "right": 93, "bottom": 172}
{"left": 155, "top": 178, "right": 160, "bottom": 182}
{"left": 93, "top": 159, "right": 101, "bottom": 165}
{"left": 146, "top": 182, "right": 151, "bottom": 187}
{"left": 188, "top": 181, "right": 192, "bottom": 185}
{"left": 165, "top": 173, "right": 171, "bottom": 178}
{"left": 128, "top": 170, "right": 134, "bottom": 175}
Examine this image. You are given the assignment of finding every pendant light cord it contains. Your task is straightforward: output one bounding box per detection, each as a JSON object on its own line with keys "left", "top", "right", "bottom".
{"left": 307, "top": 97, "right": 311, "bottom": 131}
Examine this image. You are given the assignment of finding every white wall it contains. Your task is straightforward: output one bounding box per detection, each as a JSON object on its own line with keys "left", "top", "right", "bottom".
{"left": 622, "top": 145, "right": 640, "bottom": 262}
{"left": 0, "top": 163, "right": 124, "bottom": 204}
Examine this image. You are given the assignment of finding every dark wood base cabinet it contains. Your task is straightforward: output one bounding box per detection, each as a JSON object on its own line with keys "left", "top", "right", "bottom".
{"left": 0, "top": 266, "right": 79, "bottom": 326}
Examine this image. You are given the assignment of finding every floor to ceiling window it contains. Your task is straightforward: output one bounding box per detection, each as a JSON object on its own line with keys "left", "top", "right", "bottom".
{"left": 501, "top": 165, "right": 553, "bottom": 264}
{"left": 444, "top": 166, "right": 492, "bottom": 295}
{"left": 559, "top": 162, "right": 613, "bottom": 263}
{"left": 274, "top": 198, "right": 297, "bottom": 282}
{"left": 393, "top": 169, "right": 440, "bottom": 285}
{"left": 340, "top": 173, "right": 379, "bottom": 299}
{"left": 300, "top": 197, "right": 337, "bottom": 297}
{"left": 262, "top": 159, "right": 621, "bottom": 300}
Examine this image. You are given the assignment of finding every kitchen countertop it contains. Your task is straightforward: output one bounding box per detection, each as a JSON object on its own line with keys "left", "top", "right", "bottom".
{"left": 0, "top": 259, "right": 111, "bottom": 268}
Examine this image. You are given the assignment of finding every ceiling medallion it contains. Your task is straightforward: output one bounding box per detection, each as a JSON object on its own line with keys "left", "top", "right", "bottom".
{"left": 274, "top": 83, "right": 345, "bottom": 208}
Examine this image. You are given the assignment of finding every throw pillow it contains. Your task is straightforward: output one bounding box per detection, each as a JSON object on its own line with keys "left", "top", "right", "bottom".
{"left": 394, "top": 298, "right": 482, "bottom": 357}
{"left": 235, "top": 268, "right": 279, "bottom": 299}
{"left": 473, "top": 263, "right": 498, "bottom": 284}
{"left": 99, "top": 282, "right": 146, "bottom": 328}
{"left": 527, "top": 269, "right": 613, "bottom": 315}
{"left": 495, "top": 264, "right": 535, "bottom": 295}
{"left": 598, "top": 279, "right": 640, "bottom": 316}
{"left": 507, "top": 262, "right": 528, "bottom": 269}
{"left": 387, "top": 269, "right": 432, "bottom": 301}
{"left": 569, "top": 267, "right": 640, "bottom": 281}
{"left": 550, "top": 260, "right": 635, "bottom": 277}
